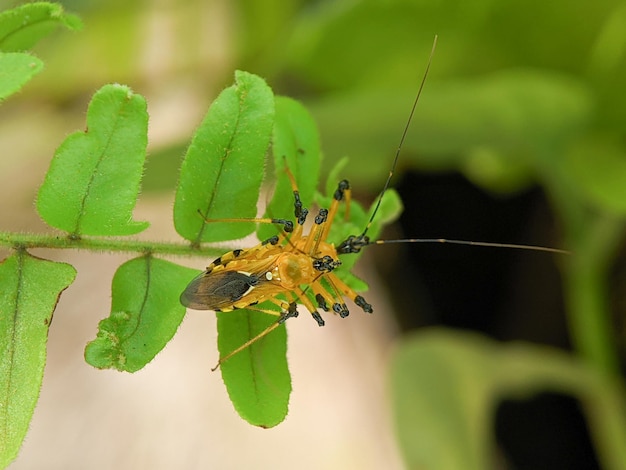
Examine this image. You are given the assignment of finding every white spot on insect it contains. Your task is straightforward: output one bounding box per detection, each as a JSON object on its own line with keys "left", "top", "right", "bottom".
{"left": 266, "top": 272, "right": 273, "bottom": 281}
{"left": 242, "top": 285, "right": 256, "bottom": 297}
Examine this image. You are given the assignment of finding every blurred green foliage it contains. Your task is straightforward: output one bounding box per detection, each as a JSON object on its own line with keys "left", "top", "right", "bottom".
{"left": 3, "top": 0, "right": 626, "bottom": 468}
{"left": 231, "top": 1, "right": 626, "bottom": 467}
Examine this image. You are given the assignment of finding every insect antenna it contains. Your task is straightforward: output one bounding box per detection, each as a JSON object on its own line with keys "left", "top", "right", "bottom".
{"left": 337, "top": 34, "right": 569, "bottom": 257}
{"left": 358, "top": 35, "right": 438, "bottom": 242}
{"left": 367, "top": 238, "right": 569, "bottom": 254}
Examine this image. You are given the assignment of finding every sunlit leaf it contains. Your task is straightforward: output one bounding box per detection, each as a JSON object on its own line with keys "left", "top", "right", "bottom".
{"left": 217, "top": 307, "right": 290, "bottom": 428}
{"left": 0, "top": 250, "right": 76, "bottom": 468}
{"left": 317, "top": 162, "right": 403, "bottom": 284}
{"left": 257, "top": 95, "right": 321, "bottom": 241}
{"left": 0, "top": 2, "right": 82, "bottom": 52}
{"left": 174, "top": 70, "right": 274, "bottom": 244}
{"left": 37, "top": 84, "right": 149, "bottom": 236}
{"left": 84, "top": 256, "right": 197, "bottom": 372}
{"left": 0, "top": 52, "right": 43, "bottom": 100}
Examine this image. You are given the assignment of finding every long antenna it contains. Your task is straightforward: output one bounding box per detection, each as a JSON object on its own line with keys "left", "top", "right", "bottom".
{"left": 369, "top": 238, "right": 569, "bottom": 254}
{"left": 359, "top": 35, "right": 438, "bottom": 240}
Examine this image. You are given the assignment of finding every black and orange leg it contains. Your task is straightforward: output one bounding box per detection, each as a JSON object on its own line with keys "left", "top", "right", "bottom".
{"left": 309, "top": 276, "right": 350, "bottom": 318}
{"left": 325, "top": 272, "right": 373, "bottom": 314}
{"left": 212, "top": 297, "right": 300, "bottom": 371}
{"left": 197, "top": 162, "right": 311, "bottom": 240}
{"left": 197, "top": 210, "right": 295, "bottom": 234}
{"left": 201, "top": 232, "right": 285, "bottom": 274}
{"left": 320, "top": 180, "right": 351, "bottom": 242}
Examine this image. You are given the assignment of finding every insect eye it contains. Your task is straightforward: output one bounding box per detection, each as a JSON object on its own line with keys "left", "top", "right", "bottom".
{"left": 312, "top": 255, "right": 341, "bottom": 272}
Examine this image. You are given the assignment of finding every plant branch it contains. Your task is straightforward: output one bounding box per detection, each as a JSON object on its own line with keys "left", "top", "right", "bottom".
{"left": 0, "top": 231, "right": 226, "bottom": 258}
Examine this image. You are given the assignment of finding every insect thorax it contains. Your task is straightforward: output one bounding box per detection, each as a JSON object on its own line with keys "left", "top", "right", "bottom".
{"left": 273, "top": 238, "right": 339, "bottom": 289}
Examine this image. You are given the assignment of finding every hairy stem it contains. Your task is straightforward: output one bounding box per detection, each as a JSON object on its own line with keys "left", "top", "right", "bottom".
{"left": 0, "top": 231, "right": 225, "bottom": 258}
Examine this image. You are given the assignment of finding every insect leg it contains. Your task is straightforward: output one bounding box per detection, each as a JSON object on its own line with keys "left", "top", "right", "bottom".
{"left": 325, "top": 272, "right": 373, "bottom": 314}
{"left": 211, "top": 314, "right": 282, "bottom": 371}
{"left": 301, "top": 206, "right": 329, "bottom": 254}
{"left": 281, "top": 161, "right": 309, "bottom": 226}
{"left": 301, "top": 178, "right": 353, "bottom": 257}
{"left": 201, "top": 233, "right": 283, "bottom": 275}
{"left": 260, "top": 295, "right": 300, "bottom": 323}
{"left": 309, "top": 276, "right": 350, "bottom": 318}
{"left": 197, "top": 210, "right": 295, "bottom": 233}
{"left": 310, "top": 281, "right": 338, "bottom": 316}
{"left": 212, "top": 300, "right": 301, "bottom": 370}
{"left": 288, "top": 287, "right": 325, "bottom": 326}
{"left": 320, "top": 180, "right": 351, "bottom": 243}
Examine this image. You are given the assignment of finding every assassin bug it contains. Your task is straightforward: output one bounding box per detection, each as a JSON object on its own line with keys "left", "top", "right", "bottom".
{"left": 180, "top": 36, "right": 566, "bottom": 370}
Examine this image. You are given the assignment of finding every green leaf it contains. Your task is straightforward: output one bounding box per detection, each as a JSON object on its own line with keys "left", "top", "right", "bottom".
{"left": 0, "top": 52, "right": 43, "bottom": 100}
{"left": 337, "top": 187, "right": 402, "bottom": 281}
{"left": 233, "top": 0, "right": 300, "bottom": 68}
{"left": 0, "top": 2, "right": 82, "bottom": 52}
{"left": 0, "top": 250, "right": 76, "bottom": 468}
{"left": 390, "top": 329, "right": 626, "bottom": 470}
{"left": 36, "top": 84, "right": 149, "bottom": 236}
{"left": 304, "top": 155, "right": 404, "bottom": 291}
{"left": 315, "top": 157, "right": 369, "bottom": 251}
{"left": 564, "top": 134, "right": 626, "bottom": 215}
{"left": 323, "top": 156, "right": 349, "bottom": 201}
{"left": 317, "top": 164, "right": 403, "bottom": 285}
{"left": 285, "top": 1, "right": 436, "bottom": 90}
{"left": 257, "top": 95, "right": 321, "bottom": 241}
{"left": 174, "top": 70, "right": 274, "bottom": 244}
{"left": 85, "top": 256, "right": 197, "bottom": 373}
{"left": 217, "top": 307, "right": 290, "bottom": 428}
{"left": 310, "top": 70, "right": 592, "bottom": 189}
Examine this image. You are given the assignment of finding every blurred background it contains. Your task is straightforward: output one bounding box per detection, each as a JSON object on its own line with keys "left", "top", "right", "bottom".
{"left": 2, "top": 0, "right": 626, "bottom": 468}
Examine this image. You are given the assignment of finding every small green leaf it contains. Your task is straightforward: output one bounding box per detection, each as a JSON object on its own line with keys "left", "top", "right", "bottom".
{"left": 217, "top": 307, "right": 290, "bottom": 428}
{"left": 174, "top": 70, "right": 274, "bottom": 244}
{"left": 0, "top": 52, "right": 43, "bottom": 100}
{"left": 257, "top": 95, "right": 321, "bottom": 240}
{"left": 323, "top": 155, "right": 349, "bottom": 200}
{"left": 37, "top": 84, "right": 149, "bottom": 236}
{"left": 0, "top": 2, "right": 82, "bottom": 52}
{"left": 0, "top": 250, "right": 76, "bottom": 468}
{"left": 391, "top": 329, "right": 626, "bottom": 470}
{"left": 321, "top": 182, "right": 403, "bottom": 282}
{"left": 85, "top": 257, "right": 197, "bottom": 372}
{"left": 365, "top": 187, "right": 403, "bottom": 238}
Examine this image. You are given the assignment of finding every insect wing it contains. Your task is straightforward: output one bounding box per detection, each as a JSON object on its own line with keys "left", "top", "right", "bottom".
{"left": 180, "top": 270, "right": 261, "bottom": 311}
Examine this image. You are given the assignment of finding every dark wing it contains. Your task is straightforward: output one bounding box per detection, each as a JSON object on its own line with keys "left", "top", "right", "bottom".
{"left": 180, "top": 270, "right": 262, "bottom": 311}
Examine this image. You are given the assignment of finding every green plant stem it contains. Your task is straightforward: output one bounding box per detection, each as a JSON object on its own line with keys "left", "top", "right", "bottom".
{"left": 563, "top": 215, "right": 624, "bottom": 375}
{"left": 0, "top": 231, "right": 225, "bottom": 258}
{"left": 540, "top": 155, "right": 622, "bottom": 376}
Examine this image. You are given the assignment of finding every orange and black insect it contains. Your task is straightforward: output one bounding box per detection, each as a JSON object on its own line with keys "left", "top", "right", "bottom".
{"left": 180, "top": 36, "right": 566, "bottom": 369}
{"left": 180, "top": 164, "right": 374, "bottom": 369}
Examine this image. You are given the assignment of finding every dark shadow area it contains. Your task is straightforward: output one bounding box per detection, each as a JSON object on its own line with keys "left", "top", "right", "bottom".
{"left": 495, "top": 392, "right": 600, "bottom": 470}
